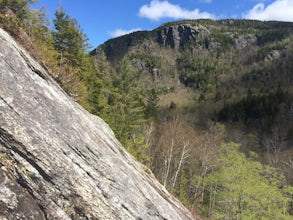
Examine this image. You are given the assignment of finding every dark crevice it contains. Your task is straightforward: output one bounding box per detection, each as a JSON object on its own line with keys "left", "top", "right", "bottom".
{"left": 0, "top": 127, "right": 54, "bottom": 185}
{"left": 121, "top": 203, "right": 134, "bottom": 217}
{"left": 101, "top": 188, "right": 109, "bottom": 199}
{"left": 16, "top": 172, "right": 49, "bottom": 220}
{"left": 11, "top": 145, "right": 54, "bottom": 184}
{"left": 38, "top": 204, "right": 49, "bottom": 220}
{"left": 16, "top": 171, "right": 33, "bottom": 193}
{"left": 73, "top": 206, "right": 87, "bottom": 218}
{"left": 18, "top": 50, "right": 48, "bottom": 81}
{"left": 2, "top": 57, "right": 19, "bottom": 75}
{"left": 66, "top": 142, "right": 84, "bottom": 159}
{"left": 85, "top": 144, "right": 101, "bottom": 160}
{"left": 32, "top": 68, "right": 47, "bottom": 80}
{"left": 0, "top": 97, "right": 19, "bottom": 115}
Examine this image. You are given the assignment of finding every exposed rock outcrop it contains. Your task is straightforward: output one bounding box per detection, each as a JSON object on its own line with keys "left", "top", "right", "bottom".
{"left": 93, "top": 23, "right": 211, "bottom": 63}
{"left": 234, "top": 34, "right": 258, "bottom": 49}
{"left": 93, "top": 31, "right": 152, "bottom": 63}
{"left": 156, "top": 24, "right": 209, "bottom": 50}
{"left": 0, "top": 28, "right": 194, "bottom": 219}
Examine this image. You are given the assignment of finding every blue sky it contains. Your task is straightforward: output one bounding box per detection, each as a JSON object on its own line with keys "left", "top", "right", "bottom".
{"left": 32, "top": 0, "right": 293, "bottom": 48}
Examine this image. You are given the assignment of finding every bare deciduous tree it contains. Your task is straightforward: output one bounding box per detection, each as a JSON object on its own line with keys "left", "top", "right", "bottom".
{"left": 171, "top": 139, "right": 190, "bottom": 192}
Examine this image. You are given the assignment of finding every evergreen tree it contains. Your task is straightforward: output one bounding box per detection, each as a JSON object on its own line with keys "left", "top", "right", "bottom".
{"left": 53, "top": 9, "right": 88, "bottom": 67}
{"left": 82, "top": 55, "right": 107, "bottom": 114}
{"left": 145, "top": 88, "right": 159, "bottom": 119}
{"left": 92, "top": 50, "right": 114, "bottom": 116}
{"left": 103, "top": 56, "right": 148, "bottom": 160}
{"left": 52, "top": 8, "right": 107, "bottom": 114}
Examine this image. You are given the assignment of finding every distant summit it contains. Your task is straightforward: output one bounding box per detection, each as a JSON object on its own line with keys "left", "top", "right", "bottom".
{"left": 92, "top": 19, "right": 293, "bottom": 89}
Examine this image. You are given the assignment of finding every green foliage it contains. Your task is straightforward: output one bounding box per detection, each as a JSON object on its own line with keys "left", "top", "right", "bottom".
{"left": 144, "top": 88, "right": 159, "bottom": 119}
{"left": 53, "top": 9, "right": 88, "bottom": 67}
{"left": 50, "top": 9, "right": 108, "bottom": 114}
{"left": 255, "top": 44, "right": 284, "bottom": 61}
{"left": 201, "top": 142, "right": 292, "bottom": 219}
{"left": 27, "top": 6, "right": 50, "bottom": 37}
{"left": 96, "top": 19, "right": 293, "bottom": 219}
{"left": 257, "top": 30, "right": 289, "bottom": 46}
{"left": 115, "top": 56, "right": 139, "bottom": 93}
{"left": 0, "top": 0, "right": 36, "bottom": 20}
{"left": 158, "top": 19, "right": 216, "bottom": 29}
{"left": 80, "top": 56, "right": 107, "bottom": 113}
{"left": 177, "top": 169, "right": 189, "bottom": 205}
{"left": 97, "top": 56, "right": 150, "bottom": 161}
{"left": 98, "top": 30, "right": 151, "bottom": 64}
{"left": 211, "top": 32, "right": 234, "bottom": 50}
{"left": 177, "top": 55, "right": 219, "bottom": 91}
{"left": 218, "top": 89, "right": 288, "bottom": 126}
{"left": 0, "top": 0, "right": 39, "bottom": 40}
{"left": 130, "top": 53, "right": 162, "bottom": 70}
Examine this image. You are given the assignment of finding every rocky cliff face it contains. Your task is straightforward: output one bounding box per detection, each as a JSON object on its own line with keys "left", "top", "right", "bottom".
{"left": 94, "top": 23, "right": 210, "bottom": 62}
{"left": 156, "top": 24, "right": 209, "bottom": 50}
{"left": 0, "top": 28, "right": 194, "bottom": 219}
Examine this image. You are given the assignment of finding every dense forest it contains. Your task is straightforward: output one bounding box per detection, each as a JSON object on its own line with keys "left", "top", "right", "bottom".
{"left": 1, "top": 1, "right": 292, "bottom": 219}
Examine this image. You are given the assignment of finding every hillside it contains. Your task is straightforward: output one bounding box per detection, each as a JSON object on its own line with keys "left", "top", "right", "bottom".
{"left": 93, "top": 19, "right": 293, "bottom": 153}
{"left": 91, "top": 19, "right": 293, "bottom": 218}
{"left": 93, "top": 19, "right": 293, "bottom": 89}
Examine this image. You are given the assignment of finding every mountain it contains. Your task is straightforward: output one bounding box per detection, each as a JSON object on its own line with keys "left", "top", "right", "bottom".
{"left": 92, "top": 19, "right": 293, "bottom": 144}
{"left": 92, "top": 19, "right": 293, "bottom": 90}
{"left": 0, "top": 27, "right": 195, "bottom": 219}
{"left": 90, "top": 19, "right": 293, "bottom": 217}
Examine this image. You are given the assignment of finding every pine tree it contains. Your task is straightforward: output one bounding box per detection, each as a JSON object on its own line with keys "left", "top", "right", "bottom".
{"left": 92, "top": 50, "right": 114, "bottom": 116}
{"left": 82, "top": 55, "right": 107, "bottom": 114}
{"left": 52, "top": 8, "right": 107, "bottom": 113}
{"left": 53, "top": 9, "right": 88, "bottom": 67}
{"left": 102, "top": 56, "right": 149, "bottom": 160}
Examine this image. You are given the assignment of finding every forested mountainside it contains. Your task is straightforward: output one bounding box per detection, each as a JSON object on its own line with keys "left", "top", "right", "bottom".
{"left": 93, "top": 19, "right": 293, "bottom": 218}
{"left": 1, "top": 1, "right": 292, "bottom": 219}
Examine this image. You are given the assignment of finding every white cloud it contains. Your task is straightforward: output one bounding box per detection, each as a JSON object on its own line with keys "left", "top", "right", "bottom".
{"left": 109, "top": 28, "right": 142, "bottom": 38}
{"left": 139, "top": 0, "right": 215, "bottom": 21}
{"left": 244, "top": 0, "right": 293, "bottom": 21}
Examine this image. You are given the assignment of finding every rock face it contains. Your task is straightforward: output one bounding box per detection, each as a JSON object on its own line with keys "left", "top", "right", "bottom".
{"left": 93, "top": 24, "right": 210, "bottom": 62}
{"left": 234, "top": 34, "right": 258, "bottom": 50}
{"left": 156, "top": 24, "right": 209, "bottom": 50}
{"left": 93, "top": 31, "right": 151, "bottom": 63}
{"left": 0, "top": 28, "right": 194, "bottom": 220}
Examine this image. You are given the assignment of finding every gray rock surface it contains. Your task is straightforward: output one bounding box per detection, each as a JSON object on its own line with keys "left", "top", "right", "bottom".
{"left": 234, "top": 34, "right": 258, "bottom": 49}
{"left": 0, "top": 168, "right": 46, "bottom": 220}
{"left": 156, "top": 24, "right": 209, "bottom": 50}
{"left": 0, "top": 28, "right": 194, "bottom": 220}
